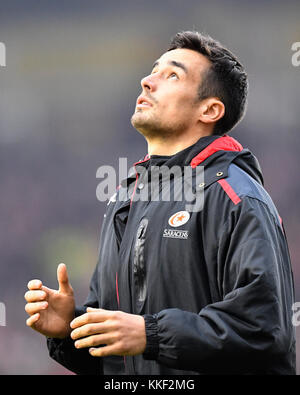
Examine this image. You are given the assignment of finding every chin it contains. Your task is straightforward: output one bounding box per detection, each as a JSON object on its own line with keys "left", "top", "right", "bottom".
{"left": 131, "top": 112, "right": 150, "bottom": 130}
{"left": 131, "top": 112, "right": 174, "bottom": 138}
{"left": 131, "top": 117, "right": 155, "bottom": 138}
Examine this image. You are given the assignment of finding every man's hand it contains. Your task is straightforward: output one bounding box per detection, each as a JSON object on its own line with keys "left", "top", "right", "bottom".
{"left": 24, "top": 263, "right": 75, "bottom": 339}
{"left": 70, "top": 307, "right": 146, "bottom": 357}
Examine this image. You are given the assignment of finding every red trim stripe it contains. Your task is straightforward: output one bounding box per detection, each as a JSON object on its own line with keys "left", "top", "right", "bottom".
{"left": 218, "top": 179, "right": 241, "bottom": 205}
{"left": 116, "top": 272, "right": 120, "bottom": 307}
{"left": 190, "top": 135, "right": 243, "bottom": 168}
{"left": 278, "top": 214, "right": 283, "bottom": 231}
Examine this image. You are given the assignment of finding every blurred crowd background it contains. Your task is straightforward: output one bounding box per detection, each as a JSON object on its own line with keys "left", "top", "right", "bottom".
{"left": 0, "top": 0, "right": 299, "bottom": 374}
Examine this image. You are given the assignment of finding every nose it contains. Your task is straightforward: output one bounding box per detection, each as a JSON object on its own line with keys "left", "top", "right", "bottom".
{"left": 141, "top": 73, "right": 156, "bottom": 92}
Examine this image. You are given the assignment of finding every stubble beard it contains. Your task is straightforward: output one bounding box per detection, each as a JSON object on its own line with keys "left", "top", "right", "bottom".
{"left": 131, "top": 109, "right": 188, "bottom": 140}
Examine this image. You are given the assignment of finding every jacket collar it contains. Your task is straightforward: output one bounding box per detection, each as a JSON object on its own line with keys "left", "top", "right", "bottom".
{"left": 134, "top": 134, "right": 243, "bottom": 169}
{"left": 122, "top": 134, "right": 250, "bottom": 188}
{"left": 189, "top": 135, "right": 243, "bottom": 167}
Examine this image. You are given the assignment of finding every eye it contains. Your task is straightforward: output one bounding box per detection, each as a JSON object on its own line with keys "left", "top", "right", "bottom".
{"left": 168, "top": 72, "right": 179, "bottom": 80}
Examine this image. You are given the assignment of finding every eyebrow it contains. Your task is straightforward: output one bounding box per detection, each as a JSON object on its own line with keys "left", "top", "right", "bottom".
{"left": 152, "top": 60, "right": 188, "bottom": 74}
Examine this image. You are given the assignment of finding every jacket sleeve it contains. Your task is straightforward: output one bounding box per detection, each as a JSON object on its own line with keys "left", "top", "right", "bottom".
{"left": 47, "top": 263, "right": 102, "bottom": 375}
{"left": 143, "top": 196, "right": 295, "bottom": 374}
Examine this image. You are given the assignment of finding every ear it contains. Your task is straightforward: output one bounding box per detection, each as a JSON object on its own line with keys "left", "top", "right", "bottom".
{"left": 198, "top": 97, "right": 225, "bottom": 125}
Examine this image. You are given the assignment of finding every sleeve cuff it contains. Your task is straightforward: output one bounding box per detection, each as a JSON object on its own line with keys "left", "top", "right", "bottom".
{"left": 143, "top": 314, "right": 159, "bottom": 360}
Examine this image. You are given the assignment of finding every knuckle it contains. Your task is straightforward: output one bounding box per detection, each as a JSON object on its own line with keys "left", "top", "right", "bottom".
{"left": 88, "top": 324, "right": 97, "bottom": 335}
{"left": 88, "top": 313, "right": 98, "bottom": 323}
{"left": 38, "top": 291, "right": 46, "bottom": 300}
{"left": 115, "top": 340, "right": 126, "bottom": 353}
{"left": 91, "top": 336, "right": 99, "bottom": 346}
{"left": 114, "top": 330, "right": 120, "bottom": 340}
{"left": 114, "top": 310, "right": 121, "bottom": 319}
{"left": 85, "top": 314, "right": 92, "bottom": 323}
{"left": 109, "top": 320, "right": 119, "bottom": 331}
{"left": 110, "top": 310, "right": 120, "bottom": 321}
{"left": 87, "top": 315, "right": 94, "bottom": 323}
{"left": 113, "top": 330, "right": 122, "bottom": 343}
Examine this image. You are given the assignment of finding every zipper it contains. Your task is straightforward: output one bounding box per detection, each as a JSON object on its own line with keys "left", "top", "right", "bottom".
{"left": 127, "top": 156, "right": 150, "bottom": 375}
{"left": 133, "top": 218, "right": 148, "bottom": 305}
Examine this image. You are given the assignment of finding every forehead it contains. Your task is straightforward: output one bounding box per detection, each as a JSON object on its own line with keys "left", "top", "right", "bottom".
{"left": 155, "top": 48, "right": 211, "bottom": 77}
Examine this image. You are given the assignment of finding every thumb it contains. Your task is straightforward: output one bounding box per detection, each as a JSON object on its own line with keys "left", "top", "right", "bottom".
{"left": 57, "top": 263, "right": 73, "bottom": 295}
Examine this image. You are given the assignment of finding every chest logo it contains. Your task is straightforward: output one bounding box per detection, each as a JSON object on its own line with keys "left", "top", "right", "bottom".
{"left": 168, "top": 211, "right": 190, "bottom": 227}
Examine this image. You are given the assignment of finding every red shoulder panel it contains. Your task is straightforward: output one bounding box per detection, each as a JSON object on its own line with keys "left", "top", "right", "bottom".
{"left": 190, "top": 135, "right": 243, "bottom": 168}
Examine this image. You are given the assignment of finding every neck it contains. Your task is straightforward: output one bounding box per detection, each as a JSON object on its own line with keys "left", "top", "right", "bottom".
{"left": 146, "top": 130, "right": 213, "bottom": 156}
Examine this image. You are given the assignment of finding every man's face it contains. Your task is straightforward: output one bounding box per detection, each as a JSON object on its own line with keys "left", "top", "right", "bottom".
{"left": 131, "top": 48, "right": 211, "bottom": 139}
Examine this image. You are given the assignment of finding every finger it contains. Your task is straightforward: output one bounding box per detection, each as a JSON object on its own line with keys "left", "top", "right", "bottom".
{"left": 26, "top": 313, "right": 40, "bottom": 327}
{"left": 71, "top": 322, "right": 110, "bottom": 340}
{"left": 41, "top": 285, "right": 56, "bottom": 297}
{"left": 24, "top": 290, "right": 47, "bottom": 303}
{"left": 27, "top": 279, "right": 43, "bottom": 291}
{"left": 25, "top": 301, "right": 48, "bottom": 315}
{"left": 86, "top": 307, "right": 107, "bottom": 313}
{"left": 70, "top": 312, "right": 107, "bottom": 329}
{"left": 57, "top": 263, "right": 73, "bottom": 296}
{"left": 74, "top": 333, "right": 113, "bottom": 349}
{"left": 89, "top": 344, "right": 119, "bottom": 357}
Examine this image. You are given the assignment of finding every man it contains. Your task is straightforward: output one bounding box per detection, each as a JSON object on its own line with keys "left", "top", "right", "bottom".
{"left": 25, "top": 31, "right": 296, "bottom": 374}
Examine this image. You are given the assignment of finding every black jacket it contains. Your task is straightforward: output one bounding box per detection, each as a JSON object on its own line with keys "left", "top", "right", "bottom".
{"left": 47, "top": 135, "right": 296, "bottom": 375}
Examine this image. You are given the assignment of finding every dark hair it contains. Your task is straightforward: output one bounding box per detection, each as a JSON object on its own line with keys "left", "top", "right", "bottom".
{"left": 168, "top": 31, "right": 248, "bottom": 135}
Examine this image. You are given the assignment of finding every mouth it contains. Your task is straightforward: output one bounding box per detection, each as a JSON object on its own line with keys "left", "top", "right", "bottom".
{"left": 136, "top": 95, "right": 153, "bottom": 109}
